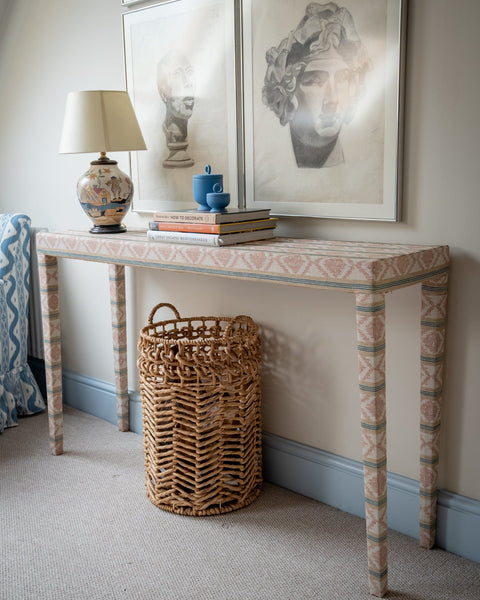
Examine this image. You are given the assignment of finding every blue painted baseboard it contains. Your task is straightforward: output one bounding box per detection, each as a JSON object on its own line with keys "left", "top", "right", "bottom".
{"left": 61, "top": 368, "right": 480, "bottom": 564}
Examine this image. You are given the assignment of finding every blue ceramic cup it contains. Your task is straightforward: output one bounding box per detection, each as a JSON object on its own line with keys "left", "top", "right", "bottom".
{"left": 192, "top": 165, "right": 223, "bottom": 210}
{"left": 206, "top": 183, "right": 230, "bottom": 212}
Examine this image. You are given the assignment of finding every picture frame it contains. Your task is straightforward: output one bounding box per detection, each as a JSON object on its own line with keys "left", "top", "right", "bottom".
{"left": 123, "top": 0, "right": 239, "bottom": 212}
{"left": 121, "top": 0, "right": 163, "bottom": 9}
{"left": 242, "top": 0, "right": 407, "bottom": 221}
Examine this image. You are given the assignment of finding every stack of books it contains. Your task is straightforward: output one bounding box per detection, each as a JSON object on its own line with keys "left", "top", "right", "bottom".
{"left": 147, "top": 208, "right": 277, "bottom": 246}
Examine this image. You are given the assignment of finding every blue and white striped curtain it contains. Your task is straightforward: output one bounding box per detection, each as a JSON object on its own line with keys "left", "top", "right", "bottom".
{"left": 0, "top": 213, "right": 45, "bottom": 432}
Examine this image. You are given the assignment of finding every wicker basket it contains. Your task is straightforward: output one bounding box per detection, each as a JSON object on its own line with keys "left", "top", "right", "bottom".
{"left": 137, "top": 303, "right": 262, "bottom": 516}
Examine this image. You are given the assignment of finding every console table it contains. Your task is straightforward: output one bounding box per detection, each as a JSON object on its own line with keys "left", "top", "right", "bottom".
{"left": 36, "top": 230, "right": 449, "bottom": 597}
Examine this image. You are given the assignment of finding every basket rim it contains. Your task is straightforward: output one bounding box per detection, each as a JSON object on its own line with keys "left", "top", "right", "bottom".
{"left": 139, "top": 314, "right": 259, "bottom": 347}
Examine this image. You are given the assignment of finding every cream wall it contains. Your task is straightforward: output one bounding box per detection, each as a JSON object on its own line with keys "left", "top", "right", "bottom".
{"left": 0, "top": 0, "right": 479, "bottom": 500}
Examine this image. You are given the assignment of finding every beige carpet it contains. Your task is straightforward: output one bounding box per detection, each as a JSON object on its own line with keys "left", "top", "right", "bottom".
{"left": 1, "top": 407, "right": 479, "bottom": 600}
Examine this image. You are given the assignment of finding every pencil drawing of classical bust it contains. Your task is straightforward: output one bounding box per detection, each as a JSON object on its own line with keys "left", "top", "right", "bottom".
{"left": 262, "top": 2, "right": 372, "bottom": 168}
{"left": 157, "top": 49, "right": 195, "bottom": 168}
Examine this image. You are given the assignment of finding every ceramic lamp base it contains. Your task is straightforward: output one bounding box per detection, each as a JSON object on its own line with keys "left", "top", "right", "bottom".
{"left": 89, "top": 223, "right": 127, "bottom": 234}
{"left": 77, "top": 155, "right": 133, "bottom": 234}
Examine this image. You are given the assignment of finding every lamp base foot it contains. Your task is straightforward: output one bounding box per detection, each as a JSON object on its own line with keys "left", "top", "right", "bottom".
{"left": 89, "top": 224, "right": 127, "bottom": 234}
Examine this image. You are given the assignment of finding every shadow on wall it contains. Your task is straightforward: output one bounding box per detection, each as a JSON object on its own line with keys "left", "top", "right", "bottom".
{"left": 441, "top": 251, "right": 480, "bottom": 490}
{"left": 259, "top": 323, "right": 336, "bottom": 441}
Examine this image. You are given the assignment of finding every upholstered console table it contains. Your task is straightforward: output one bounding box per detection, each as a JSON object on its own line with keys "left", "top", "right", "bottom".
{"left": 36, "top": 230, "right": 449, "bottom": 597}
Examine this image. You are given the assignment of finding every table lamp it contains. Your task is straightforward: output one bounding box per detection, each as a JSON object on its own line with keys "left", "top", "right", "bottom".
{"left": 59, "top": 90, "right": 147, "bottom": 234}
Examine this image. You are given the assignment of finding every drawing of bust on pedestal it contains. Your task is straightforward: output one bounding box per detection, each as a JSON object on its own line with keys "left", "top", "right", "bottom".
{"left": 157, "top": 49, "right": 195, "bottom": 168}
{"left": 262, "top": 2, "right": 372, "bottom": 169}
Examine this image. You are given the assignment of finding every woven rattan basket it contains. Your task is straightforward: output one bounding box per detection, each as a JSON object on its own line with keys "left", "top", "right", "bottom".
{"left": 137, "top": 303, "right": 262, "bottom": 516}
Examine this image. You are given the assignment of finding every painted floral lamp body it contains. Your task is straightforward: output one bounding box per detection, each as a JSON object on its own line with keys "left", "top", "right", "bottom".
{"left": 76, "top": 155, "right": 135, "bottom": 233}
{"left": 262, "top": 2, "right": 372, "bottom": 168}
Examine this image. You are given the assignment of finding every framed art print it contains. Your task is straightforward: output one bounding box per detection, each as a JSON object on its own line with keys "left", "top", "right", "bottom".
{"left": 242, "top": 0, "right": 407, "bottom": 220}
{"left": 123, "top": 0, "right": 239, "bottom": 212}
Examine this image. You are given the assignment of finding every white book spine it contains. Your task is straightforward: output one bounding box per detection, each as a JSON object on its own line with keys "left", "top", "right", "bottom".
{"left": 147, "top": 230, "right": 220, "bottom": 245}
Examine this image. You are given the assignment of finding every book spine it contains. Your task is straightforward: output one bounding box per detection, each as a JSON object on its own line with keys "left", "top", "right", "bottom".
{"left": 148, "top": 221, "right": 220, "bottom": 234}
{"left": 152, "top": 212, "right": 218, "bottom": 223}
{"left": 147, "top": 230, "right": 220, "bottom": 246}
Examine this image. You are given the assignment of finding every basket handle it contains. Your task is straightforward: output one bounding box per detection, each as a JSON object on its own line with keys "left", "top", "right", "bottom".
{"left": 148, "top": 303, "right": 181, "bottom": 324}
{"left": 222, "top": 314, "right": 255, "bottom": 340}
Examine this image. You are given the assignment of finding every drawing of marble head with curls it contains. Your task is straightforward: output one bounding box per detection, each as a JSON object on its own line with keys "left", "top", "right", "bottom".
{"left": 262, "top": 2, "right": 372, "bottom": 168}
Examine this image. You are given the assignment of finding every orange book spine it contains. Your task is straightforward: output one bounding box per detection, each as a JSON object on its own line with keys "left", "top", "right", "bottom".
{"left": 149, "top": 221, "right": 221, "bottom": 234}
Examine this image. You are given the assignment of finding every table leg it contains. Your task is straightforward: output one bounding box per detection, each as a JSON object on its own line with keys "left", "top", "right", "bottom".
{"left": 355, "top": 291, "right": 388, "bottom": 597}
{"left": 38, "top": 254, "right": 63, "bottom": 455}
{"left": 419, "top": 271, "right": 448, "bottom": 548}
{"left": 108, "top": 264, "right": 129, "bottom": 431}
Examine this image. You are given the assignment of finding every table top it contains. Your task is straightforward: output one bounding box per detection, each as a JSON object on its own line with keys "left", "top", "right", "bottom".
{"left": 36, "top": 230, "right": 449, "bottom": 292}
